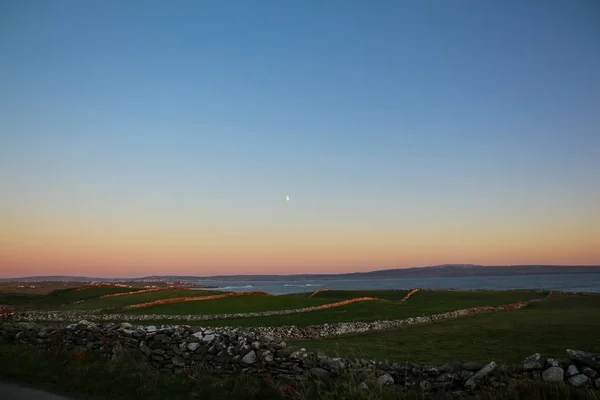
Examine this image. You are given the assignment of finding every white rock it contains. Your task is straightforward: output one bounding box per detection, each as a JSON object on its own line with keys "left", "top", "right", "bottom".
{"left": 524, "top": 353, "right": 543, "bottom": 371}
{"left": 567, "top": 365, "right": 579, "bottom": 377}
{"left": 546, "top": 358, "right": 560, "bottom": 368}
{"left": 465, "top": 361, "right": 496, "bottom": 390}
{"left": 146, "top": 326, "right": 157, "bottom": 333}
{"left": 568, "top": 374, "right": 590, "bottom": 387}
{"left": 542, "top": 367, "right": 564, "bottom": 382}
{"left": 582, "top": 367, "right": 597, "bottom": 379}
{"left": 120, "top": 322, "right": 133, "bottom": 329}
{"left": 187, "top": 342, "right": 200, "bottom": 351}
{"left": 358, "top": 382, "right": 369, "bottom": 390}
{"left": 202, "top": 334, "right": 215, "bottom": 343}
{"left": 377, "top": 374, "right": 394, "bottom": 386}
{"left": 242, "top": 350, "right": 257, "bottom": 364}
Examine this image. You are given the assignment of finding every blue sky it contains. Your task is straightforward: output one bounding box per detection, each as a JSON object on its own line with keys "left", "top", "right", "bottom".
{"left": 1, "top": 0, "right": 599, "bottom": 276}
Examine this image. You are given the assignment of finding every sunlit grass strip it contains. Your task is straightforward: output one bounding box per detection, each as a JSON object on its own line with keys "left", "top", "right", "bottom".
{"left": 401, "top": 288, "right": 421, "bottom": 301}
{"left": 309, "top": 288, "right": 331, "bottom": 298}
{"left": 98, "top": 288, "right": 165, "bottom": 299}
{"left": 121, "top": 291, "right": 274, "bottom": 310}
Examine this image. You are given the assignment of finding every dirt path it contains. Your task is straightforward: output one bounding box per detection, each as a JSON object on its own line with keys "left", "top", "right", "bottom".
{"left": 0, "top": 382, "right": 78, "bottom": 400}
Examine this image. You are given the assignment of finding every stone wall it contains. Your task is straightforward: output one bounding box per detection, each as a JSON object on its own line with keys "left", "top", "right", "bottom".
{"left": 1, "top": 321, "right": 599, "bottom": 394}
{"left": 13, "top": 301, "right": 530, "bottom": 339}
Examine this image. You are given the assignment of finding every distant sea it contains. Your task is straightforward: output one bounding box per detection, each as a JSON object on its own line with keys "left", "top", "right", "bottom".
{"left": 191, "top": 273, "right": 600, "bottom": 295}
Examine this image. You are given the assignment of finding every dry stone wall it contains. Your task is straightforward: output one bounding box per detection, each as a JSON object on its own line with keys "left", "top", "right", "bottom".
{"left": 1, "top": 321, "right": 599, "bottom": 394}
{"left": 13, "top": 301, "right": 530, "bottom": 339}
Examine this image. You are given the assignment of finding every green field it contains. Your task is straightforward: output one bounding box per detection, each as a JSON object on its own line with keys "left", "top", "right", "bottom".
{"left": 1, "top": 286, "right": 145, "bottom": 310}
{"left": 289, "top": 293, "right": 600, "bottom": 365}
{"left": 120, "top": 293, "right": 337, "bottom": 315}
{"left": 161, "top": 289, "right": 547, "bottom": 327}
{"left": 293, "top": 289, "right": 410, "bottom": 301}
{"left": 64, "top": 288, "right": 226, "bottom": 310}
{"left": 2, "top": 286, "right": 600, "bottom": 399}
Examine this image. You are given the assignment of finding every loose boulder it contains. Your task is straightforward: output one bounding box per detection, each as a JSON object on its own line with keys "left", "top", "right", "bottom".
{"left": 377, "top": 374, "right": 394, "bottom": 386}
{"left": 542, "top": 367, "right": 564, "bottom": 382}
{"left": 568, "top": 374, "right": 590, "bottom": 387}
{"left": 567, "top": 365, "right": 579, "bottom": 377}
{"left": 566, "top": 349, "right": 600, "bottom": 369}
{"left": 523, "top": 353, "right": 543, "bottom": 371}
{"left": 465, "top": 361, "right": 496, "bottom": 390}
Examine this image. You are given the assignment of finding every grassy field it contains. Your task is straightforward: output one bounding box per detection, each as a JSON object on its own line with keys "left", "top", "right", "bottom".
{"left": 292, "top": 289, "right": 411, "bottom": 301}
{"left": 120, "top": 293, "right": 337, "bottom": 315}
{"left": 2, "top": 287, "right": 600, "bottom": 399}
{"left": 171, "top": 289, "right": 547, "bottom": 327}
{"left": 63, "top": 288, "right": 226, "bottom": 310}
{"left": 1, "top": 286, "right": 146, "bottom": 310}
{"left": 290, "top": 293, "right": 600, "bottom": 365}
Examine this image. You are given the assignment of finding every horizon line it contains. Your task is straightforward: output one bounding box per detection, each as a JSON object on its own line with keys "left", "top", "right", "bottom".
{"left": 2, "top": 264, "right": 600, "bottom": 280}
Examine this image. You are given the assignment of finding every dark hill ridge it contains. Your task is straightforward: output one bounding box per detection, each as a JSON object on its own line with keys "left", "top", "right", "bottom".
{"left": 1, "top": 264, "right": 599, "bottom": 281}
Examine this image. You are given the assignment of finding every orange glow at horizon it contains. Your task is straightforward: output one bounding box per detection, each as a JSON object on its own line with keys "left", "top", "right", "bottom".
{"left": 2, "top": 219, "right": 599, "bottom": 278}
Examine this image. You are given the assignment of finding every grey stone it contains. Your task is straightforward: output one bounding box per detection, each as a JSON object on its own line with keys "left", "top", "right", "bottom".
{"left": 567, "top": 349, "right": 600, "bottom": 369}
{"left": 309, "top": 367, "right": 332, "bottom": 380}
{"left": 437, "top": 372, "right": 459, "bottom": 382}
{"left": 542, "top": 367, "right": 564, "bottom": 382}
{"left": 461, "top": 361, "right": 483, "bottom": 371}
{"left": 465, "top": 361, "right": 496, "bottom": 390}
{"left": 139, "top": 342, "right": 152, "bottom": 356}
{"left": 241, "top": 350, "right": 256, "bottom": 364}
{"left": 595, "top": 378, "right": 600, "bottom": 389}
{"left": 568, "top": 374, "right": 590, "bottom": 387}
{"left": 420, "top": 380, "right": 432, "bottom": 391}
{"left": 567, "top": 365, "right": 579, "bottom": 377}
{"left": 276, "top": 346, "right": 297, "bottom": 358}
{"left": 187, "top": 342, "right": 199, "bottom": 352}
{"left": 202, "top": 334, "right": 215, "bottom": 343}
{"left": 545, "top": 358, "right": 560, "bottom": 368}
{"left": 289, "top": 349, "right": 307, "bottom": 360}
{"left": 524, "top": 353, "right": 543, "bottom": 371}
{"left": 260, "top": 350, "right": 274, "bottom": 363}
{"left": 438, "top": 364, "right": 453, "bottom": 373}
{"left": 120, "top": 322, "right": 133, "bottom": 329}
{"left": 171, "top": 355, "right": 185, "bottom": 367}
{"left": 171, "top": 344, "right": 182, "bottom": 356}
{"left": 271, "top": 341, "right": 286, "bottom": 350}
{"left": 378, "top": 360, "right": 390, "bottom": 370}
{"left": 460, "top": 370, "right": 474, "bottom": 381}
{"left": 320, "top": 357, "right": 345, "bottom": 372}
{"left": 377, "top": 373, "right": 394, "bottom": 386}
{"left": 582, "top": 367, "right": 597, "bottom": 379}
{"left": 358, "top": 382, "right": 369, "bottom": 391}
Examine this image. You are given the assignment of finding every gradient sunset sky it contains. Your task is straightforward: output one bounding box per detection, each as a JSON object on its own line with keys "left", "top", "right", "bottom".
{"left": 1, "top": 1, "right": 599, "bottom": 278}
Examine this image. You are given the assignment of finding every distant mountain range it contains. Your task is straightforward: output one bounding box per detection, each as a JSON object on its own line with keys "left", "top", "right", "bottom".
{"left": 1, "top": 264, "right": 600, "bottom": 282}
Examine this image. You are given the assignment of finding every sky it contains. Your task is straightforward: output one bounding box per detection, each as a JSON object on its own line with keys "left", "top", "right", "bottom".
{"left": 1, "top": 0, "right": 599, "bottom": 278}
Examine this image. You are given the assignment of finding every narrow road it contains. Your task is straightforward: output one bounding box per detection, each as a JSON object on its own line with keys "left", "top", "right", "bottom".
{"left": 0, "top": 382, "right": 76, "bottom": 400}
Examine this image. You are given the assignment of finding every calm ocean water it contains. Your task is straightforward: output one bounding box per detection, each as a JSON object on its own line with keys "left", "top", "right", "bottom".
{"left": 191, "top": 273, "right": 600, "bottom": 295}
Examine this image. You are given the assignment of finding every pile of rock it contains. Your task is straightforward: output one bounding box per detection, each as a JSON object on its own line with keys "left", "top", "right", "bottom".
{"left": 523, "top": 350, "right": 600, "bottom": 389}
{"left": 1, "top": 321, "right": 599, "bottom": 394}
